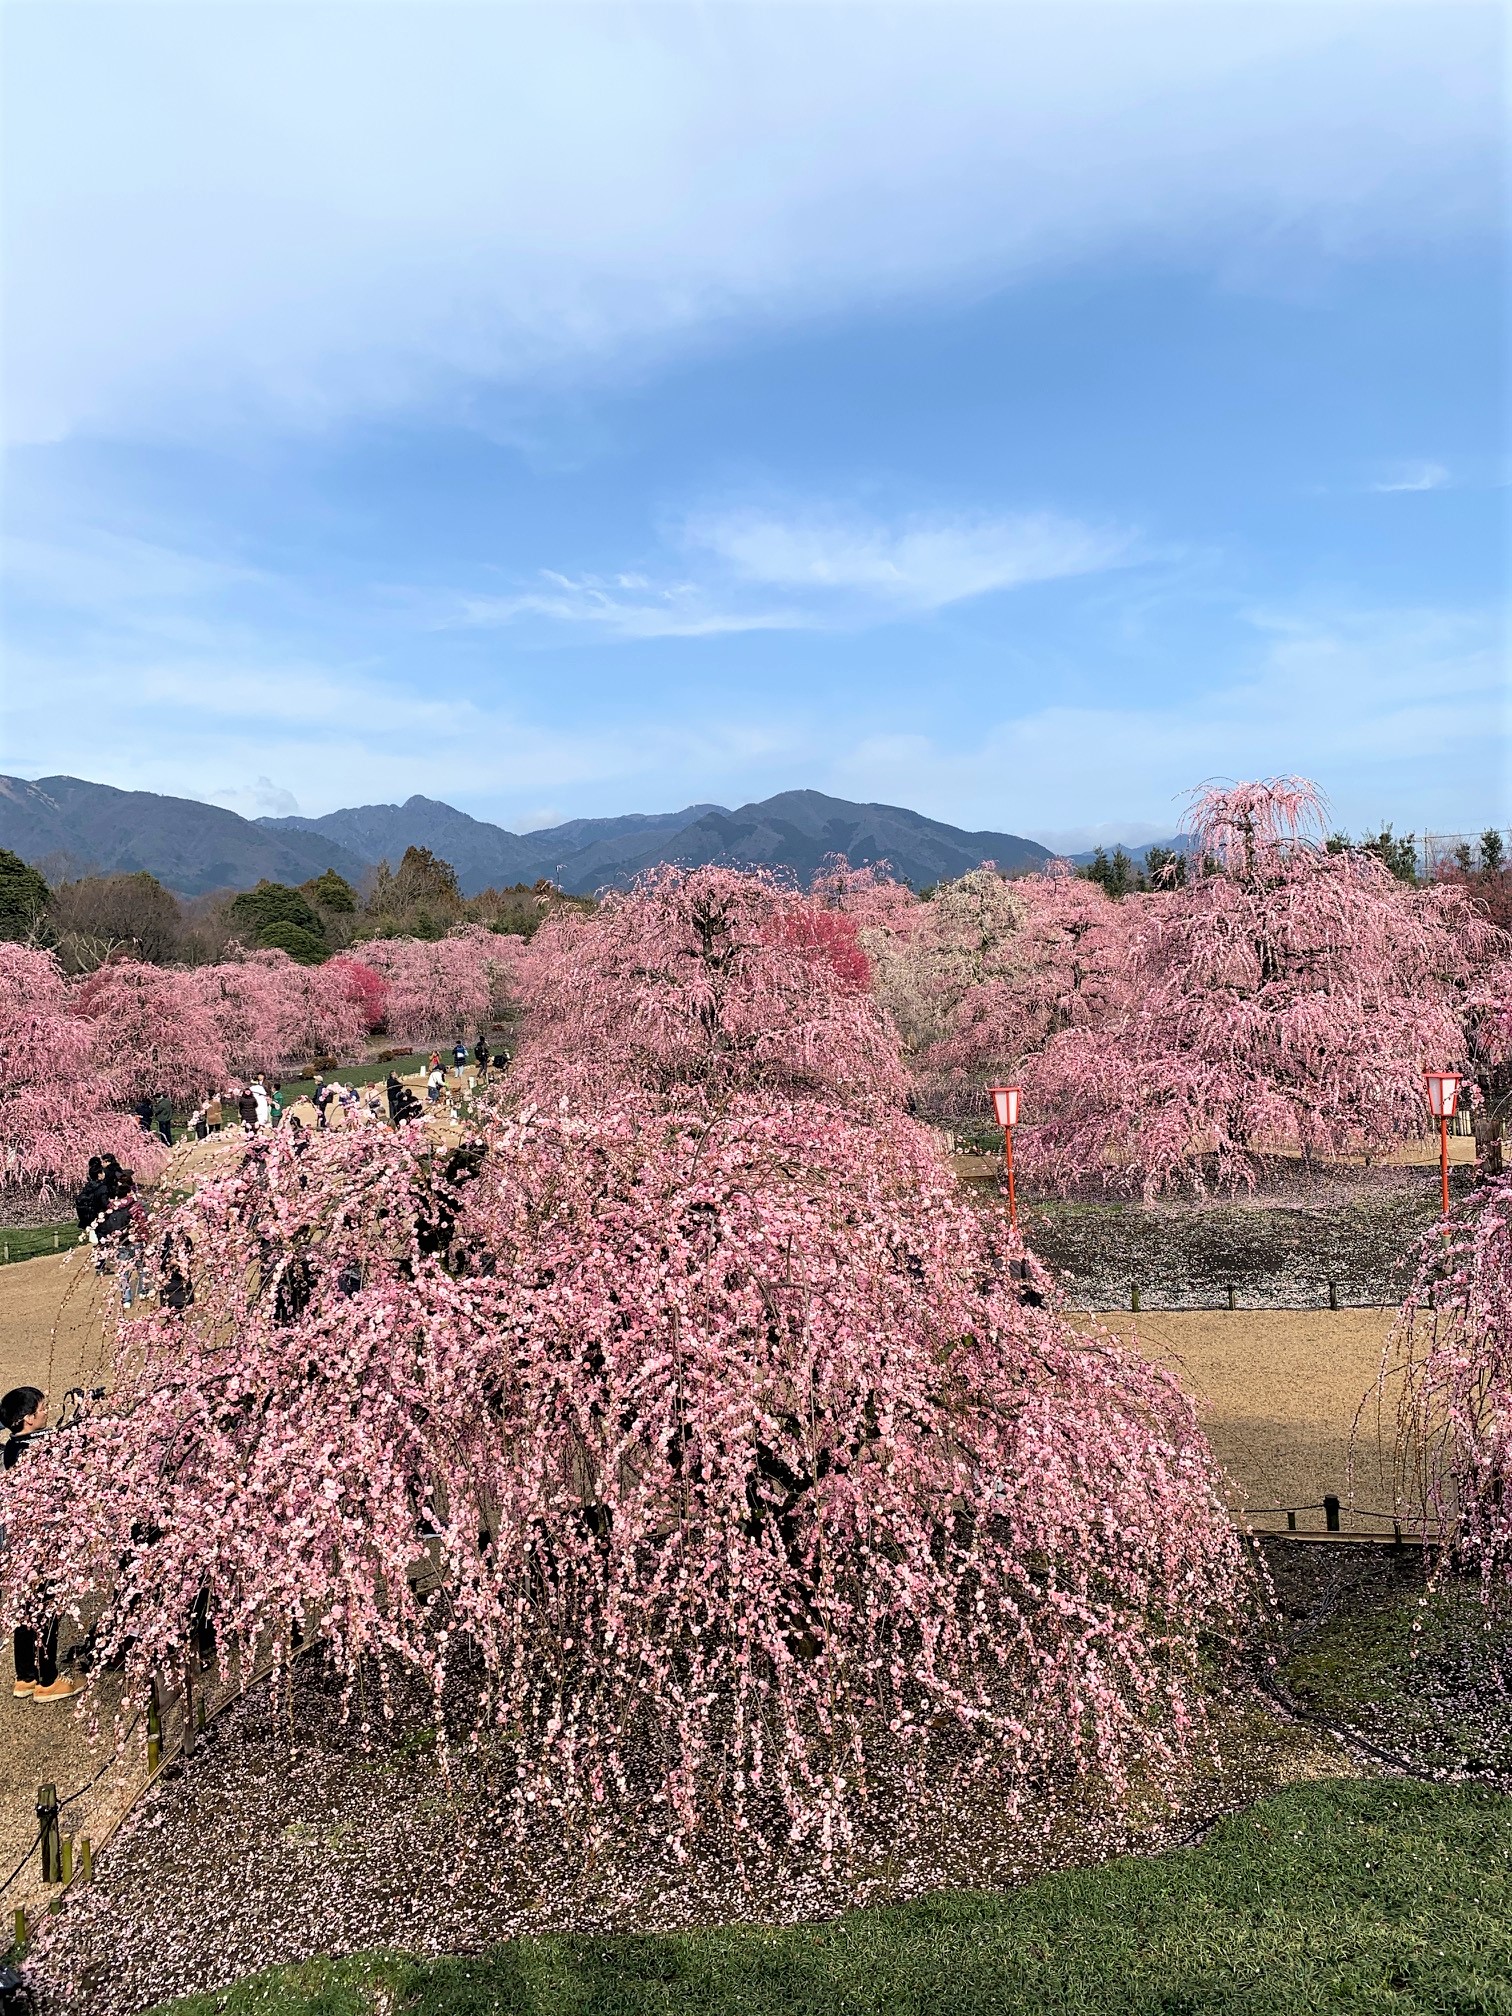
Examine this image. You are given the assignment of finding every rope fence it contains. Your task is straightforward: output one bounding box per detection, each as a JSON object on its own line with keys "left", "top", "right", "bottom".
{"left": 1242, "top": 1497, "right": 1437, "bottom": 1544}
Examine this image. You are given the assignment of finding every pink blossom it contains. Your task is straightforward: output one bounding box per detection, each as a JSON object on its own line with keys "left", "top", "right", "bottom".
{"left": 1017, "top": 782, "right": 1507, "bottom": 1196}
{"left": 72, "top": 958, "right": 228, "bottom": 1104}
{"left": 1392, "top": 1177, "right": 1512, "bottom": 1601}
{"left": 0, "top": 1102, "right": 1246, "bottom": 1855}
{"left": 514, "top": 865, "right": 906, "bottom": 1117}
{"left": 0, "top": 944, "right": 164, "bottom": 1198}
{"left": 358, "top": 928, "right": 513, "bottom": 1046}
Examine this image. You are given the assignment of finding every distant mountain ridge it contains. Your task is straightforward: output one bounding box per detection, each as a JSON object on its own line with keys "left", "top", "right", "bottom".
{"left": 0, "top": 775, "right": 370, "bottom": 897}
{"left": 2, "top": 773, "right": 1060, "bottom": 898}
{"left": 261, "top": 797, "right": 725, "bottom": 893}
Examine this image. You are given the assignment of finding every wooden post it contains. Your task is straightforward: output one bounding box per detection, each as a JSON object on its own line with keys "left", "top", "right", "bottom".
{"left": 1328, "top": 1279, "right": 1339, "bottom": 1310}
{"left": 36, "top": 1784, "right": 59, "bottom": 1883}
{"left": 1226, "top": 1283, "right": 1236, "bottom": 1310}
{"left": 13, "top": 1907, "right": 26, "bottom": 1956}
{"left": 78, "top": 1836, "right": 93, "bottom": 1883}
{"left": 1287, "top": 1509, "right": 1296, "bottom": 1531}
{"left": 59, "top": 1837, "right": 72, "bottom": 1884}
{"left": 147, "top": 1680, "right": 162, "bottom": 1772}
{"left": 1324, "top": 1494, "right": 1341, "bottom": 1533}
{"left": 1130, "top": 1283, "right": 1140, "bottom": 1314}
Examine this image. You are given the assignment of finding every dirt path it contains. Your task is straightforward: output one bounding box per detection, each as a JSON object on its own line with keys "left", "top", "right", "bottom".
{"left": 0, "top": 1253, "right": 140, "bottom": 1928}
{"left": 1090, "top": 1307, "right": 1404, "bottom": 1534}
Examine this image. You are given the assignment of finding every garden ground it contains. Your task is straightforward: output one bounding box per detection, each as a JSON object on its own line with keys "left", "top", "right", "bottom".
{"left": 141, "top": 1778, "right": 1512, "bottom": 2016}
{"left": 25, "top": 1542, "right": 1512, "bottom": 2016}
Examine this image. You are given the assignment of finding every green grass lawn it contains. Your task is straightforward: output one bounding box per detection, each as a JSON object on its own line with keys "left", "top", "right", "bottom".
{"left": 276, "top": 1052, "right": 432, "bottom": 1100}
{"left": 0, "top": 1221, "right": 76, "bottom": 1265}
{"left": 150, "top": 1780, "right": 1512, "bottom": 2015}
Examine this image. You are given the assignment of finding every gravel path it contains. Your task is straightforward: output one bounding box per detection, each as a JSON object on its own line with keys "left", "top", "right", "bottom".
{"left": 953, "top": 1159, "right": 1463, "bottom": 1310}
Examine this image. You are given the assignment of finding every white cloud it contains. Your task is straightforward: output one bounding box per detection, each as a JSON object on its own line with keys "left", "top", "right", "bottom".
{"left": 0, "top": 633, "right": 809, "bottom": 820}
{"left": 210, "top": 775, "right": 301, "bottom": 820}
{"left": 462, "top": 504, "right": 1132, "bottom": 637}
{"left": 688, "top": 508, "right": 1132, "bottom": 610}
{"left": 1371, "top": 461, "right": 1451, "bottom": 493}
{"left": 2, "top": 5, "right": 1497, "bottom": 441}
{"left": 459, "top": 574, "right": 811, "bottom": 641}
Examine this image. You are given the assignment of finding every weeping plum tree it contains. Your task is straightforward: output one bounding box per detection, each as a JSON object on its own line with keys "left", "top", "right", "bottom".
{"left": 73, "top": 958, "right": 228, "bottom": 1104}
{"left": 921, "top": 865, "right": 1124, "bottom": 1118}
{"left": 0, "top": 943, "right": 164, "bottom": 1200}
{"left": 359, "top": 925, "right": 512, "bottom": 1046}
{"left": 186, "top": 952, "right": 300, "bottom": 1081}
{"left": 1392, "top": 1177, "right": 1512, "bottom": 1599}
{"left": 1019, "top": 779, "right": 1508, "bottom": 1197}
{"left": 0, "top": 860, "right": 1255, "bottom": 1860}
{"left": 514, "top": 864, "right": 907, "bottom": 1117}
{"left": 0, "top": 1103, "right": 1246, "bottom": 1857}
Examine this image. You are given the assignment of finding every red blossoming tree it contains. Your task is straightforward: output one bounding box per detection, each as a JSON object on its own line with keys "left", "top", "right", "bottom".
{"left": 328, "top": 955, "right": 389, "bottom": 1036}
{"left": 0, "top": 944, "right": 164, "bottom": 1201}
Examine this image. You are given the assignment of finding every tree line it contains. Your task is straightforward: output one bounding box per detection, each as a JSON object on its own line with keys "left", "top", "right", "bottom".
{"left": 0, "top": 843, "right": 586, "bottom": 971}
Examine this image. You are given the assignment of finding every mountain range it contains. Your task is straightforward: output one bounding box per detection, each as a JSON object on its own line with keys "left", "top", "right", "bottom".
{"left": 2, "top": 772, "right": 1181, "bottom": 899}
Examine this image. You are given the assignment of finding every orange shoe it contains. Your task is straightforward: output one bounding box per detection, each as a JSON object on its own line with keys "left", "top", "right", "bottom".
{"left": 32, "top": 1675, "right": 83, "bottom": 1702}
{"left": 12, "top": 1680, "right": 35, "bottom": 1697}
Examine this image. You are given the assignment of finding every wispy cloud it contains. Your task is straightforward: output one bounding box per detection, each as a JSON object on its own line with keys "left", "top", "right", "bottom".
{"left": 209, "top": 775, "right": 301, "bottom": 820}
{"left": 1371, "top": 461, "right": 1451, "bottom": 493}
{"left": 461, "top": 505, "right": 1134, "bottom": 638}
{"left": 3, "top": 7, "right": 1497, "bottom": 442}
{"left": 3, "top": 529, "right": 261, "bottom": 607}
{"left": 458, "top": 573, "right": 810, "bottom": 641}
{"left": 687, "top": 508, "right": 1132, "bottom": 611}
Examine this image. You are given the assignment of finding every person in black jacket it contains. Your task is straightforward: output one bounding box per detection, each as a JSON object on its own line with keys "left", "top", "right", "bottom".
{"left": 2, "top": 1387, "right": 81, "bottom": 1701}
{"left": 75, "top": 1157, "right": 109, "bottom": 1236}
{"left": 386, "top": 1072, "right": 420, "bottom": 1124}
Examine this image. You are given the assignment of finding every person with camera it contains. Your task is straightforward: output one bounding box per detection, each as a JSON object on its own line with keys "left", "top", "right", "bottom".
{"left": 2, "top": 1387, "right": 82, "bottom": 1702}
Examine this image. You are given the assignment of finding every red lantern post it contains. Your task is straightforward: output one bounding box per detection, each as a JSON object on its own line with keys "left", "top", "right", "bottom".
{"left": 988, "top": 1085, "right": 1022, "bottom": 1232}
{"left": 1423, "top": 1069, "right": 1463, "bottom": 1224}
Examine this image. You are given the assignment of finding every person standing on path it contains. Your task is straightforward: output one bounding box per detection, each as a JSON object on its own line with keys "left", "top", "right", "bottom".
{"left": 251, "top": 1079, "right": 270, "bottom": 1130}
{"left": 1, "top": 1387, "right": 81, "bottom": 1702}
{"left": 75, "top": 1157, "right": 109, "bottom": 1239}
{"left": 474, "top": 1036, "right": 490, "bottom": 1079}
{"left": 237, "top": 1086, "right": 259, "bottom": 1133}
{"left": 151, "top": 1093, "right": 173, "bottom": 1147}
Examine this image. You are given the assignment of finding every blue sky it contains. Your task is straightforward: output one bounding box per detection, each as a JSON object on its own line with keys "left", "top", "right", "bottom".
{"left": 1, "top": 2, "right": 1506, "bottom": 850}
